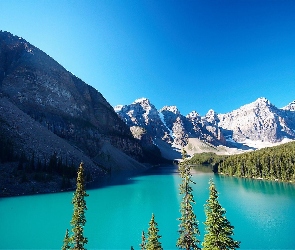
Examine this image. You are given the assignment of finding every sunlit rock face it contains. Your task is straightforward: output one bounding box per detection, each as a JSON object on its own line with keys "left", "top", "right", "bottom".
{"left": 116, "top": 98, "right": 173, "bottom": 144}
{"left": 218, "top": 97, "right": 295, "bottom": 143}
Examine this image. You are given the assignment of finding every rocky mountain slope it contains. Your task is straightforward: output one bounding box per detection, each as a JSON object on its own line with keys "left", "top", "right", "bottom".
{"left": 116, "top": 97, "right": 295, "bottom": 158}
{"left": 218, "top": 97, "right": 295, "bottom": 143}
{"left": 0, "top": 31, "right": 153, "bottom": 196}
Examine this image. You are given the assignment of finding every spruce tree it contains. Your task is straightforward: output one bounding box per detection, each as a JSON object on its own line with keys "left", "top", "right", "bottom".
{"left": 62, "top": 162, "right": 89, "bottom": 250}
{"left": 140, "top": 230, "right": 146, "bottom": 250}
{"left": 70, "top": 162, "right": 89, "bottom": 249}
{"left": 176, "top": 149, "right": 201, "bottom": 250}
{"left": 146, "top": 213, "right": 163, "bottom": 250}
{"left": 202, "top": 179, "right": 240, "bottom": 250}
{"left": 62, "top": 229, "right": 71, "bottom": 250}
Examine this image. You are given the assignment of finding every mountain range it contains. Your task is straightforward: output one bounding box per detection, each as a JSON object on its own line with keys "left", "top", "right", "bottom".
{"left": 115, "top": 97, "right": 295, "bottom": 158}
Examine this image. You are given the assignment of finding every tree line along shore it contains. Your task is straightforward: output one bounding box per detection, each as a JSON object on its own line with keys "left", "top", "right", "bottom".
{"left": 186, "top": 141, "right": 295, "bottom": 183}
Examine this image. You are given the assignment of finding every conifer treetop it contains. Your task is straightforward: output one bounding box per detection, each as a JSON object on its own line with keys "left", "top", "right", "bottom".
{"left": 202, "top": 179, "right": 240, "bottom": 250}
{"left": 61, "top": 162, "right": 89, "bottom": 250}
{"left": 177, "top": 149, "right": 201, "bottom": 250}
{"left": 146, "top": 213, "right": 163, "bottom": 250}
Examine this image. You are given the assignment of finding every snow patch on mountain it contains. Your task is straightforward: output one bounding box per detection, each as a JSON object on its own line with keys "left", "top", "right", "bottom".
{"left": 114, "top": 105, "right": 123, "bottom": 112}
{"left": 241, "top": 138, "right": 294, "bottom": 149}
{"left": 159, "top": 111, "right": 173, "bottom": 137}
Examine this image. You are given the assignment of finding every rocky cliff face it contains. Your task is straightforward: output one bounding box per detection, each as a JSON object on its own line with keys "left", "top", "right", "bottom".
{"left": 160, "top": 105, "right": 189, "bottom": 146}
{"left": 0, "top": 31, "right": 148, "bottom": 196}
{"left": 189, "top": 109, "right": 226, "bottom": 145}
{"left": 0, "top": 31, "right": 140, "bottom": 157}
{"left": 115, "top": 98, "right": 173, "bottom": 144}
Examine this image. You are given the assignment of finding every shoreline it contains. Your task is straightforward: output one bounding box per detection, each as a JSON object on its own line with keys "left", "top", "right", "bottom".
{"left": 218, "top": 172, "right": 295, "bottom": 184}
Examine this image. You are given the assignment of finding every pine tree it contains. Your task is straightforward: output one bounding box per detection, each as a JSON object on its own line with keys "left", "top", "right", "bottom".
{"left": 70, "top": 162, "right": 89, "bottom": 250}
{"left": 140, "top": 230, "right": 146, "bottom": 250}
{"left": 202, "top": 179, "right": 240, "bottom": 250}
{"left": 62, "top": 229, "right": 71, "bottom": 250}
{"left": 62, "top": 162, "right": 89, "bottom": 250}
{"left": 176, "top": 149, "right": 201, "bottom": 250}
{"left": 146, "top": 213, "right": 163, "bottom": 250}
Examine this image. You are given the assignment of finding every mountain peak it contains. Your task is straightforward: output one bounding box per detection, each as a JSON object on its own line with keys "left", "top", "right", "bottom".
{"left": 205, "top": 109, "right": 217, "bottom": 117}
{"left": 255, "top": 97, "right": 271, "bottom": 105}
{"left": 0, "top": 30, "right": 35, "bottom": 54}
{"left": 133, "top": 97, "right": 151, "bottom": 104}
{"left": 160, "top": 105, "right": 180, "bottom": 115}
{"left": 239, "top": 97, "right": 274, "bottom": 111}
{"left": 186, "top": 110, "right": 200, "bottom": 118}
{"left": 282, "top": 100, "right": 295, "bottom": 111}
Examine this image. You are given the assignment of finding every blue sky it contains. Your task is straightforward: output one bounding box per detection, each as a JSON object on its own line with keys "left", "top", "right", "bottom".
{"left": 1, "top": 0, "right": 295, "bottom": 116}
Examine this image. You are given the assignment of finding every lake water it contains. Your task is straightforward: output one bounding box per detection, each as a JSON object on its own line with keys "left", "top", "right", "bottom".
{"left": 1, "top": 165, "right": 295, "bottom": 250}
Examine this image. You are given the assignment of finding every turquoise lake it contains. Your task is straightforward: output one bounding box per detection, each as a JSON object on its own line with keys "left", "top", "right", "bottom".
{"left": 1, "top": 165, "right": 295, "bottom": 249}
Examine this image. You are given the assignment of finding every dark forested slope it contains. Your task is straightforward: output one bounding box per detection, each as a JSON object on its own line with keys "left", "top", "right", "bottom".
{"left": 219, "top": 141, "right": 295, "bottom": 182}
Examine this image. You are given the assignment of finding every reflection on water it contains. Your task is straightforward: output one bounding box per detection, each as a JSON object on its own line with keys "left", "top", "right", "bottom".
{"left": 216, "top": 174, "right": 295, "bottom": 197}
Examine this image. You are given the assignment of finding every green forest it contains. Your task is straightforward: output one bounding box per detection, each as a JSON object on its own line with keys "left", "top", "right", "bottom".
{"left": 0, "top": 136, "right": 87, "bottom": 192}
{"left": 219, "top": 141, "right": 295, "bottom": 182}
{"left": 184, "top": 152, "right": 226, "bottom": 173}
{"left": 185, "top": 141, "right": 295, "bottom": 182}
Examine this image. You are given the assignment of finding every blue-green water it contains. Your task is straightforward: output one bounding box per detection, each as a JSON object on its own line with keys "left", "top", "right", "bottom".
{"left": 1, "top": 165, "right": 295, "bottom": 249}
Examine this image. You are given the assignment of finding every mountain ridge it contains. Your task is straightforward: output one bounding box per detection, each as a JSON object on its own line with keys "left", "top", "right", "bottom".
{"left": 0, "top": 31, "right": 157, "bottom": 196}
{"left": 115, "top": 96, "right": 295, "bottom": 158}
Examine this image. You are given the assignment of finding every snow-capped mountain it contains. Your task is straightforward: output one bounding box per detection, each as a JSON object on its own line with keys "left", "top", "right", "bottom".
{"left": 282, "top": 100, "right": 295, "bottom": 111}
{"left": 115, "top": 97, "right": 295, "bottom": 156}
{"left": 218, "top": 97, "right": 295, "bottom": 143}
{"left": 115, "top": 98, "right": 173, "bottom": 144}
{"left": 116, "top": 98, "right": 227, "bottom": 148}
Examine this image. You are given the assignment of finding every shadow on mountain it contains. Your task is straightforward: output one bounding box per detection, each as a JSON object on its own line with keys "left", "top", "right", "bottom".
{"left": 222, "top": 130, "right": 256, "bottom": 150}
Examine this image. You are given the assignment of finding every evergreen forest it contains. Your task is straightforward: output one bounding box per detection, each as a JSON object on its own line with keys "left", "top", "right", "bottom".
{"left": 184, "top": 142, "right": 295, "bottom": 183}
{"left": 218, "top": 141, "right": 295, "bottom": 182}
{"left": 184, "top": 152, "right": 226, "bottom": 173}
{"left": 0, "top": 127, "right": 91, "bottom": 193}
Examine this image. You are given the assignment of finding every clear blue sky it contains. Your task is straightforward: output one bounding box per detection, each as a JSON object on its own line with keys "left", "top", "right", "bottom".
{"left": 1, "top": 0, "right": 295, "bottom": 116}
